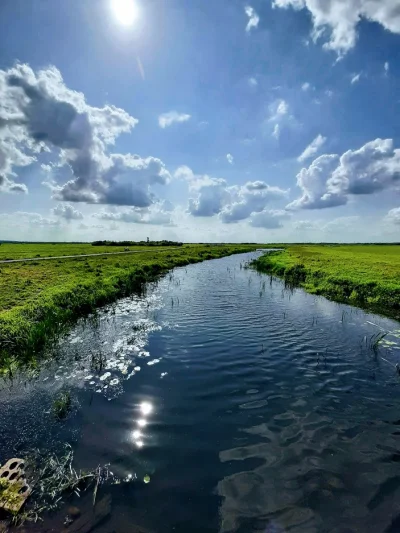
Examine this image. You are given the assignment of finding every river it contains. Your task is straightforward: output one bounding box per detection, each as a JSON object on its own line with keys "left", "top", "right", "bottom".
{"left": 1, "top": 251, "right": 400, "bottom": 532}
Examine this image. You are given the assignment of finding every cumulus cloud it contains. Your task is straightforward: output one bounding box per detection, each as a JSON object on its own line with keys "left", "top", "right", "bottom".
{"left": 249, "top": 209, "right": 289, "bottom": 229}
{"left": 272, "top": 0, "right": 400, "bottom": 56}
{"left": 287, "top": 154, "right": 344, "bottom": 209}
{"left": 220, "top": 182, "right": 288, "bottom": 223}
{"left": 0, "top": 63, "right": 170, "bottom": 206}
{"left": 176, "top": 165, "right": 288, "bottom": 224}
{"left": 245, "top": 6, "right": 259, "bottom": 32}
{"left": 227, "top": 153, "right": 234, "bottom": 165}
{"left": 188, "top": 177, "right": 229, "bottom": 217}
{"left": 288, "top": 138, "right": 400, "bottom": 209}
{"left": 52, "top": 203, "right": 83, "bottom": 220}
{"left": 298, "top": 134, "right": 326, "bottom": 162}
{"left": 0, "top": 174, "right": 28, "bottom": 194}
{"left": 175, "top": 166, "right": 228, "bottom": 218}
{"left": 385, "top": 207, "right": 400, "bottom": 225}
{"left": 0, "top": 66, "right": 41, "bottom": 193}
{"left": 158, "top": 111, "right": 191, "bottom": 129}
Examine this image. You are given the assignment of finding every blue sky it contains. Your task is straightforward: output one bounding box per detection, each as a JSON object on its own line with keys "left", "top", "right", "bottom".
{"left": 0, "top": 0, "right": 400, "bottom": 242}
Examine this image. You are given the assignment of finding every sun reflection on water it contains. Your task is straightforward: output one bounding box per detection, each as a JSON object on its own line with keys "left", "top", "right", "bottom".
{"left": 132, "top": 401, "right": 154, "bottom": 448}
{"left": 140, "top": 401, "right": 153, "bottom": 415}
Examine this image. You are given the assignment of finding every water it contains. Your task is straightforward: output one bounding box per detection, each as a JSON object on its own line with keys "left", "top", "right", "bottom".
{"left": 1, "top": 252, "right": 400, "bottom": 532}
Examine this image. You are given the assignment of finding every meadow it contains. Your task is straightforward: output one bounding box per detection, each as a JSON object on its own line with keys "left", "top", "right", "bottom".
{"left": 0, "top": 243, "right": 262, "bottom": 373}
{"left": 0, "top": 242, "right": 165, "bottom": 260}
{"left": 253, "top": 244, "right": 400, "bottom": 317}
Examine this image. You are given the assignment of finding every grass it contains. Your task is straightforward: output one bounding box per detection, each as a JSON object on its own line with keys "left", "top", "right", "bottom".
{"left": 8, "top": 444, "right": 107, "bottom": 525}
{"left": 52, "top": 391, "right": 72, "bottom": 420}
{"left": 0, "top": 242, "right": 172, "bottom": 260}
{"left": 0, "top": 243, "right": 262, "bottom": 372}
{"left": 252, "top": 245, "right": 400, "bottom": 318}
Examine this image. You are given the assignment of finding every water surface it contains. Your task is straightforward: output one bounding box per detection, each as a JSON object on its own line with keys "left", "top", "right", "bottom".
{"left": 1, "top": 252, "right": 400, "bottom": 532}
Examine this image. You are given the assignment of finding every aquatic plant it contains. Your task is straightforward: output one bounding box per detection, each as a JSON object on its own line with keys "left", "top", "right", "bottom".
{"left": 370, "top": 332, "right": 388, "bottom": 352}
{"left": 53, "top": 391, "right": 72, "bottom": 420}
{"left": 10, "top": 445, "right": 110, "bottom": 525}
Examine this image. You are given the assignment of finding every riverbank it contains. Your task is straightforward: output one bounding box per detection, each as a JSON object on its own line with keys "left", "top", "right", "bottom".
{"left": 252, "top": 245, "right": 400, "bottom": 318}
{"left": 0, "top": 244, "right": 261, "bottom": 373}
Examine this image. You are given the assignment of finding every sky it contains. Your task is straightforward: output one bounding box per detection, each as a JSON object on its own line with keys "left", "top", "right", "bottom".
{"left": 0, "top": 0, "right": 400, "bottom": 243}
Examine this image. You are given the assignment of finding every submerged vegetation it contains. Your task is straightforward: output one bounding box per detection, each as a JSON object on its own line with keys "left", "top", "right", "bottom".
{"left": 253, "top": 245, "right": 400, "bottom": 317}
{"left": 0, "top": 244, "right": 262, "bottom": 372}
{"left": 4, "top": 445, "right": 110, "bottom": 526}
{"left": 52, "top": 391, "right": 72, "bottom": 420}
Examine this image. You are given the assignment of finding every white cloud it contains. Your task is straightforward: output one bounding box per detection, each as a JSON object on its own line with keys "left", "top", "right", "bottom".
{"left": 0, "top": 63, "right": 172, "bottom": 207}
{"left": 268, "top": 99, "right": 293, "bottom": 139}
{"left": 248, "top": 77, "right": 258, "bottom": 87}
{"left": 384, "top": 61, "right": 390, "bottom": 75}
{"left": 272, "top": 0, "right": 400, "bottom": 56}
{"left": 227, "top": 153, "right": 234, "bottom": 165}
{"left": 301, "top": 82, "right": 311, "bottom": 91}
{"left": 269, "top": 99, "right": 289, "bottom": 122}
{"left": 52, "top": 203, "right": 83, "bottom": 220}
{"left": 272, "top": 124, "right": 280, "bottom": 140}
{"left": 249, "top": 209, "right": 289, "bottom": 229}
{"left": 219, "top": 181, "right": 288, "bottom": 224}
{"left": 245, "top": 6, "right": 259, "bottom": 32}
{"left": 298, "top": 134, "right": 327, "bottom": 162}
{"left": 187, "top": 176, "right": 229, "bottom": 217}
{"left": 288, "top": 138, "right": 400, "bottom": 210}
{"left": 158, "top": 111, "right": 191, "bottom": 129}
{"left": 288, "top": 154, "right": 342, "bottom": 209}
{"left": 351, "top": 72, "right": 362, "bottom": 84}
{"left": 385, "top": 207, "right": 400, "bottom": 225}
{"left": 48, "top": 153, "right": 170, "bottom": 206}
{"left": 176, "top": 165, "right": 288, "bottom": 223}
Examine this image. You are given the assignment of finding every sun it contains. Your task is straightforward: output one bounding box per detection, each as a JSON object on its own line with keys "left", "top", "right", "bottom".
{"left": 111, "top": 0, "right": 139, "bottom": 26}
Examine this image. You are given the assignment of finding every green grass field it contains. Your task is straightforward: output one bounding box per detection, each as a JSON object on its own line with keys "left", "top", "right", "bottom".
{"left": 253, "top": 245, "right": 400, "bottom": 317}
{"left": 0, "top": 243, "right": 262, "bottom": 373}
{"left": 0, "top": 242, "right": 168, "bottom": 260}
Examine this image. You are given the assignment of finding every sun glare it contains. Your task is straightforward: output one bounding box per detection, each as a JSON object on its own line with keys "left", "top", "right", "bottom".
{"left": 111, "top": 0, "right": 138, "bottom": 26}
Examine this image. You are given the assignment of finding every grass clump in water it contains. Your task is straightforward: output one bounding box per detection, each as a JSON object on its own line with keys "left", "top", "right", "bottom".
{"left": 7, "top": 445, "right": 110, "bottom": 526}
{"left": 52, "top": 391, "right": 72, "bottom": 420}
